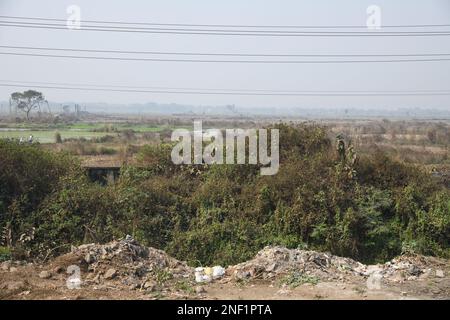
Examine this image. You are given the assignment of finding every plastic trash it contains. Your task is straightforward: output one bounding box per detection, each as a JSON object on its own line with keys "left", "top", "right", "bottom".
{"left": 212, "top": 266, "right": 225, "bottom": 279}
{"left": 194, "top": 267, "right": 212, "bottom": 283}
{"left": 204, "top": 267, "right": 213, "bottom": 276}
{"left": 195, "top": 266, "right": 225, "bottom": 283}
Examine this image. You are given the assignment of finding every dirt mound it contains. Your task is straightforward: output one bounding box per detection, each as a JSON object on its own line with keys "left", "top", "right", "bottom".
{"left": 379, "top": 255, "right": 448, "bottom": 282}
{"left": 227, "top": 246, "right": 448, "bottom": 284}
{"left": 50, "top": 235, "right": 193, "bottom": 290}
{"left": 228, "top": 246, "right": 366, "bottom": 281}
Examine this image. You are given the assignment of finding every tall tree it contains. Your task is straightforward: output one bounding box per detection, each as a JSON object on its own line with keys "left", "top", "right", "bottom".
{"left": 10, "top": 90, "right": 45, "bottom": 120}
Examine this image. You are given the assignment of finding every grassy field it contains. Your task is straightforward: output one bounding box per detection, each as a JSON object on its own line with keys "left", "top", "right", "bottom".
{"left": 66, "top": 123, "right": 171, "bottom": 132}
{"left": 0, "top": 129, "right": 113, "bottom": 143}
{"left": 0, "top": 122, "right": 173, "bottom": 143}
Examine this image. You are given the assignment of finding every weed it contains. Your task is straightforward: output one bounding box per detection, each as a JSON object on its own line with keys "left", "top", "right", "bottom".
{"left": 153, "top": 268, "right": 173, "bottom": 286}
{"left": 280, "top": 271, "right": 320, "bottom": 288}
{"left": 175, "top": 280, "right": 195, "bottom": 295}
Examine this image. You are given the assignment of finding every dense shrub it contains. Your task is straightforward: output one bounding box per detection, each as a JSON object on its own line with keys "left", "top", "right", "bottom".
{"left": 0, "top": 140, "right": 79, "bottom": 252}
{"left": 1, "top": 123, "right": 449, "bottom": 265}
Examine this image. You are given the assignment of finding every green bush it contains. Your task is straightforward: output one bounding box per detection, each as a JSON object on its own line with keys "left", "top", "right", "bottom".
{"left": 0, "top": 140, "right": 80, "bottom": 250}
{"left": 2, "top": 124, "right": 449, "bottom": 265}
{"left": 55, "top": 132, "right": 62, "bottom": 143}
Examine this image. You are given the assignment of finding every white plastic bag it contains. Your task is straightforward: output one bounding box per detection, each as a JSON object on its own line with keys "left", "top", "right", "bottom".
{"left": 194, "top": 267, "right": 212, "bottom": 283}
{"left": 212, "top": 266, "right": 225, "bottom": 279}
{"left": 195, "top": 266, "right": 225, "bottom": 282}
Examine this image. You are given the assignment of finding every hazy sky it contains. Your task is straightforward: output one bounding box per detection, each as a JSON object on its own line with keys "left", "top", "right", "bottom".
{"left": 0, "top": 0, "right": 449, "bottom": 110}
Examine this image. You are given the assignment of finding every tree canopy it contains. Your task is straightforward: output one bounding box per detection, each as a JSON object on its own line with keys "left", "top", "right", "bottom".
{"left": 10, "top": 90, "right": 45, "bottom": 120}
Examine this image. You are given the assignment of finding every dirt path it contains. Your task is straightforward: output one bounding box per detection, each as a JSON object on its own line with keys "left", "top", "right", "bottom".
{"left": 1, "top": 266, "right": 448, "bottom": 300}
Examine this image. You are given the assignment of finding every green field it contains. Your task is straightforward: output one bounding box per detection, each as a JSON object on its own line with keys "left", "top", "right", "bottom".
{"left": 66, "top": 123, "right": 170, "bottom": 132}
{"left": 0, "top": 122, "right": 180, "bottom": 143}
{"left": 0, "top": 129, "right": 113, "bottom": 143}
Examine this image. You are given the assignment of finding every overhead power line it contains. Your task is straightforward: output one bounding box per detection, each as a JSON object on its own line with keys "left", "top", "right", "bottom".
{"left": 1, "top": 45, "right": 450, "bottom": 58}
{"left": 4, "top": 79, "right": 449, "bottom": 94}
{"left": 1, "top": 51, "right": 450, "bottom": 63}
{"left": 0, "top": 82, "right": 449, "bottom": 96}
{"left": 1, "top": 20, "right": 450, "bottom": 36}
{"left": 1, "top": 15, "right": 450, "bottom": 29}
{"left": 3, "top": 19, "right": 450, "bottom": 34}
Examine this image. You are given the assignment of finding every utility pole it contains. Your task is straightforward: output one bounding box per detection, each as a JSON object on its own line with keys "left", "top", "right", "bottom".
{"left": 45, "top": 100, "right": 51, "bottom": 114}
{"left": 75, "top": 104, "right": 81, "bottom": 116}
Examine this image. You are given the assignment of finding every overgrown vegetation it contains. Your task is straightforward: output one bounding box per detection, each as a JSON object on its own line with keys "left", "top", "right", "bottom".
{"left": 0, "top": 124, "right": 448, "bottom": 265}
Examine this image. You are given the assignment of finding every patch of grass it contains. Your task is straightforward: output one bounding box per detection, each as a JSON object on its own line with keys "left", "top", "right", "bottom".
{"left": 175, "top": 280, "right": 195, "bottom": 295}
{"left": 0, "top": 246, "right": 11, "bottom": 262}
{"left": 280, "top": 271, "right": 320, "bottom": 288}
{"left": 153, "top": 268, "right": 173, "bottom": 286}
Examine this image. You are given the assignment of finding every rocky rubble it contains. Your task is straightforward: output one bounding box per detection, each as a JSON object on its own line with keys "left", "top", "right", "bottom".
{"left": 227, "top": 246, "right": 448, "bottom": 284}
{"left": 1, "top": 242, "right": 448, "bottom": 299}
{"left": 50, "top": 235, "right": 193, "bottom": 290}
{"left": 228, "top": 246, "right": 367, "bottom": 281}
{"left": 378, "top": 255, "right": 447, "bottom": 282}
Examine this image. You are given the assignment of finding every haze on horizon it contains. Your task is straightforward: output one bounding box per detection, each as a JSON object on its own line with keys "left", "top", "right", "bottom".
{"left": 0, "top": 0, "right": 449, "bottom": 111}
